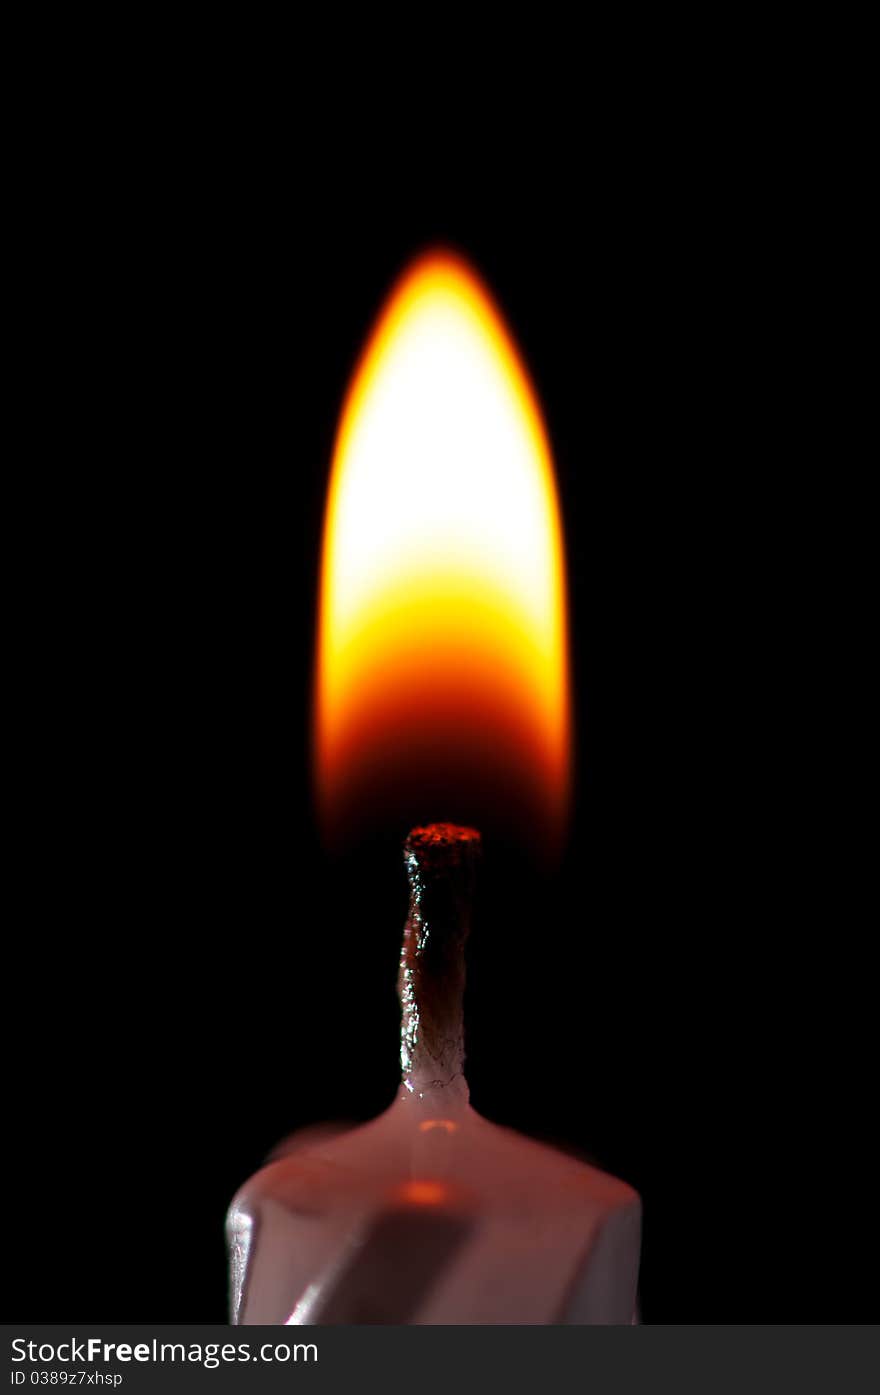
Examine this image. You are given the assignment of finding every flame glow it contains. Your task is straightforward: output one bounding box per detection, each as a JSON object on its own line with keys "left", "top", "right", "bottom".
{"left": 315, "top": 250, "right": 570, "bottom": 851}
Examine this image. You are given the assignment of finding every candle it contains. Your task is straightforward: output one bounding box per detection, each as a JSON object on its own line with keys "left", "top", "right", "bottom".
{"left": 227, "top": 250, "right": 641, "bottom": 1323}
{"left": 228, "top": 824, "right": 641, "bottom": 1323}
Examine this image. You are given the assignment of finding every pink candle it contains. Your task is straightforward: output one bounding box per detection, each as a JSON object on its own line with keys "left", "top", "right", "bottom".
{"left": 228, "top": 824, "right": 641, "bottom": 1324}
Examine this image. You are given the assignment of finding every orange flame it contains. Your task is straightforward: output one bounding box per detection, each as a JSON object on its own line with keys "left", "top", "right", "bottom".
{"left": 315, "top": 250, "right": 570, "bottom": 853}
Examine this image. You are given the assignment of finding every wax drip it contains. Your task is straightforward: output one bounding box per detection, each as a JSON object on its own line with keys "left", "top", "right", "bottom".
{"left": 398, "top": 824, "right": 480, "bottom": 1102}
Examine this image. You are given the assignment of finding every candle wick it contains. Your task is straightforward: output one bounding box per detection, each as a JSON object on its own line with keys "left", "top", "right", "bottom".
{"left": 398, "top": 823, "right": 480, "bottom": 1103}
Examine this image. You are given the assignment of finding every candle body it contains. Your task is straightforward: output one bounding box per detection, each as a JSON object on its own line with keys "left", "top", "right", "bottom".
{"left": 227, "top": 1097, "right": 641, "bottom": 1324}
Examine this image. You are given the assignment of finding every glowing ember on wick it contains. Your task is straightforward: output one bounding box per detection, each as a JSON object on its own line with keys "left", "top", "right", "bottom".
{"left": 315, "top": 250, "right": 570, "bottom": 855}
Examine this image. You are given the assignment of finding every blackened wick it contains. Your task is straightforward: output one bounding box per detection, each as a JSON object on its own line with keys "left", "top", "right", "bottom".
{"left": 398, "top": 824, "right": 480, "bottom": 1100}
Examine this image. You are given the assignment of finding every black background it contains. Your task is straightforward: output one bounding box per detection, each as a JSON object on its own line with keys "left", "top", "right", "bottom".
{"left": 6, "top": 122, "right": 873, "bottom": 1325}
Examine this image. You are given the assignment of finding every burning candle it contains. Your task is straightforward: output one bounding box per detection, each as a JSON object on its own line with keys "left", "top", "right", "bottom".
{"left": 227, "top": 251, "right": 642, "bottom": 1323}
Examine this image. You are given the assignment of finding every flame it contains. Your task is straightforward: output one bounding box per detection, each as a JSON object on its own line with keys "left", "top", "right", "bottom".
{"left": 315, "top": 250, "right": 570, "bottom": 852}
